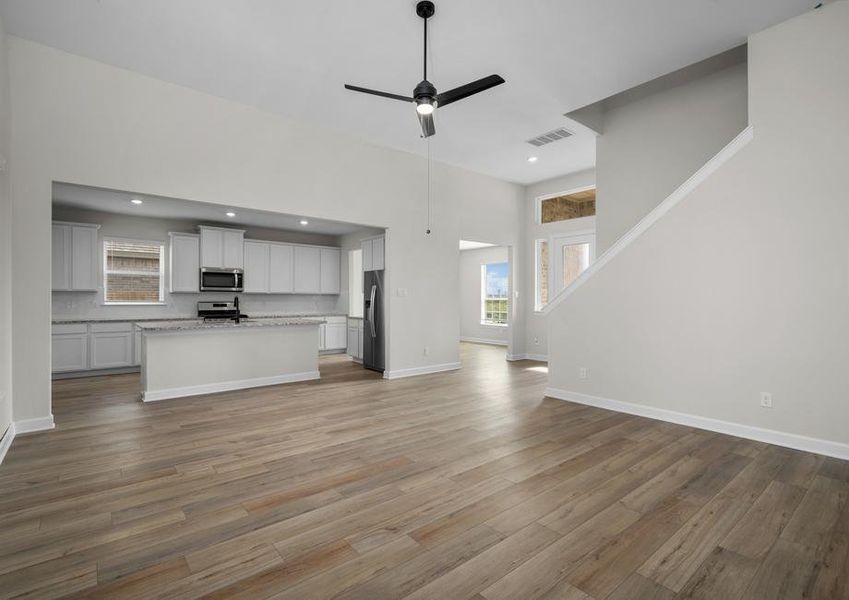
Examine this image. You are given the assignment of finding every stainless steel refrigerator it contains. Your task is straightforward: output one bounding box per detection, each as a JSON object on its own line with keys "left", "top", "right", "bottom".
{"left": 363, "top": 269, "right": 385, "bottom": 372}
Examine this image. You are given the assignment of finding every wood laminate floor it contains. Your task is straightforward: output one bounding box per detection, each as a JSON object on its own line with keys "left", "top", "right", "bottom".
{"left": 1, "top": 343, "right": 848, "bottom": 599}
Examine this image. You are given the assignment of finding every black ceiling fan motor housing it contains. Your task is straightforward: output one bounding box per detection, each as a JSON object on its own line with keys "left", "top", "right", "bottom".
{"left": 416, "top": 1, "right": 435, "bottom": 20}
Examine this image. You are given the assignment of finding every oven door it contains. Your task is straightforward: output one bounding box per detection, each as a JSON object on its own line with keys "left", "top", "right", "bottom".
{"left": 200, "top": 269, "right": 244, "bottom": 292}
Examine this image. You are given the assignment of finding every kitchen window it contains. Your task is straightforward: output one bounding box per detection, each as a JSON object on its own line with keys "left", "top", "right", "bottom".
{"left": 103, "top": 238, "right": 165, "bottom": 304}
{"left": 481, "top": 262, "right": 508, "bottom": 326}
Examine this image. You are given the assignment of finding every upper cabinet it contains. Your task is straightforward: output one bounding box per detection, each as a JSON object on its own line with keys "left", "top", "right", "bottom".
{"left": 293, "top": 246, "right": 321, "bottom": 294}
{"left": 199, "top": 226, "right": 244, "bottom": 269}
{"left": 362, "top": 236, "right": 385, "bottom": 272}
{"left": 320, "top": 248, "right": 341, "bottom": 294}
{"left": 52, "top": 222, "right": 100, "bottom": 292}
{"left": 169, "top": 232, "right": 200, "bottom": 293}
{"left": 245, "top": 240, "right": 335, "bottom": 295}
{"left": 268, "top": 243, "right": 294, "bottom": 293}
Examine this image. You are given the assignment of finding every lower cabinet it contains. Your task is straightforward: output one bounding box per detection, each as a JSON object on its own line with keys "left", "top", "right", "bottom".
{"left": 318, "top": 316, "right": 347, "bottom": 352}
{"left": 347, "top": 318, "right": 364, "bottom": 361}
{"left": 52, "top": 322, "right": 140, "bottom": 374}
{"left": 52, "top": 324, "right": 89, "bottom": 372}
{"left": 90, "top": 323, "right": 134, "bottom": 369}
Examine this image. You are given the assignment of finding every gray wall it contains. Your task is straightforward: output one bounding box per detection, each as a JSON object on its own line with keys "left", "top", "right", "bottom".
{"left": 0, "top": 15, "right": 11, "bottom": 438}
{"left": 7, "top": 36, "right": 523, "bottom": 422}
{"left": 459, "top": 246, "right": 509, "bottom": 345}
{"left": 593, "top": 50, "right": 749, "bottom": 252}
{"left": 548, "top": 3, "right": 849, "bottom": 450}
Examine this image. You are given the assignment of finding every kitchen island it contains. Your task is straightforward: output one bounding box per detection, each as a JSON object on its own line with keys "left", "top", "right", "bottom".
{"left": 136, "top": 318, "right": 323, "bottom": 402}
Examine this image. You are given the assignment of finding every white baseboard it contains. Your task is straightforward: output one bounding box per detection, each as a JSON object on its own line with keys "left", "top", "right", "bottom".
{"left": 507, "top": 353, "right": 548, "bottom": 362}
{"left": 143, "top": 371, "right": 321, "bottom": 402}
{"left": 53, "top": 366, "right": 141, "bottom": 380}
{"left": 0, "top": 422, "right": 15, "bottom": 465}
{"left": 545, "top": 387, "right": 849, "bottom": 461}
{"left": 14, "top": 415, "right": 56, "bottom": 435}
{"left": 384, "top": 362, "right": 462, "bottom": 380}
{"left": 461, "top": 337, "right": 508, "bottom": 347}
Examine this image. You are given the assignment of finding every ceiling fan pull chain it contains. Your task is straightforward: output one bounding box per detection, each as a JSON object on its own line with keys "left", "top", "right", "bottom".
{"left": 426, "top": 136, "right": 432, "bottom": 235}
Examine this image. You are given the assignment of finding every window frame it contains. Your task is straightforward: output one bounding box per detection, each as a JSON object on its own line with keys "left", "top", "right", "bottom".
{"left": 534, "top": 238, "right": 549, "bottom": 312}
{"left": 102, "top": 236, "right": 166, "bottom": 306}
{"left": 480, "top": 261, "right": 509, "bottom": 327}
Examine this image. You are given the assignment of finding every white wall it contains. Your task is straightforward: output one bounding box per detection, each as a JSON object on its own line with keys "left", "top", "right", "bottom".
{"left": 548, "top": 2, "right": 849, "bottom": 452}
{"left": 459, "top": 246, "right": 509, "bottom": 345}
{"left": 7, "top": 38, "right": 524, "bottom": 422}
{"left": 0, "top": 16, "right": 11, "bottom": 439}
{"left": 520, "top": 169, "right": 596, "bottom": 359}
{"left": 594, "top": 52, "right": 748, "bottom": 252}
{"left": 51, "top": 205, "right": 352, "bottom": 320}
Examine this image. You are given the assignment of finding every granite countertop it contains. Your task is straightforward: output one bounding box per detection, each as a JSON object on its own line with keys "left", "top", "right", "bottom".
{"left": 53, "top": 313, "right": 347, "bottom": 324}
{"left": 135, "top": 317, "right": 325, "bottom": 332}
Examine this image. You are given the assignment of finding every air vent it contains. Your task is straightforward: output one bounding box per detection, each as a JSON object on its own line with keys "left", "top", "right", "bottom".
{"left": 526, "top": 127, "right": 573, "bottom": 147}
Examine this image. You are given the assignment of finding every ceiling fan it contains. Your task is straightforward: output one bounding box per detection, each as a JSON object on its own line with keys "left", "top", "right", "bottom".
{"left": 344, "top": 1, "right": 505, "bottom": 138}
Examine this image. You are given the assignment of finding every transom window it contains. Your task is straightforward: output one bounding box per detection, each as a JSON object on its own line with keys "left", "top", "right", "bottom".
{"left": 103, "top": 238, "right": 165, "bottom": 304}
{"left": 538, "top": 187, "right": 596, "bottom": 224}
{"left": 481, "top": 262, "right": 508, "bottom": 326}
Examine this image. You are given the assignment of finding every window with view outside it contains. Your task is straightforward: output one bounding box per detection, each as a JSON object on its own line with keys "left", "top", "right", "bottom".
{"left": 561, "top": 242, "right": 590, "bottom": 291}
{"left": 481, "top": 262, "right": 508, "bottom": 326}
{"left": 104, "top": 238, "right": 164, "bottom": 303}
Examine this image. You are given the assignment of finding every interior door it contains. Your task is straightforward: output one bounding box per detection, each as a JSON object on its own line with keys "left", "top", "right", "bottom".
{"left": 551, "top": 232, "right": 595, "bottom": 297}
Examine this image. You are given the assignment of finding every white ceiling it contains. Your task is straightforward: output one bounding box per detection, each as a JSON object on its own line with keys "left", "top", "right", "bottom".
{"left": 2, "top": 0, "right": 811, "bottom": 184}
{"left": 52, "top": 182, "right": 370, "bottom": 235}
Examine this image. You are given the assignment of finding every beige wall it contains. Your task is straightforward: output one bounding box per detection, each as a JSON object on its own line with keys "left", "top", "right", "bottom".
{"left": 8, "top": 38, "right": 524, "bottom": 422}
{"left": 548, "top": 2, "right": 849, "bottom": 450}
{"left": 594, "top": 53, "right": 748, "bottom": 252}
{"left": 459, "top": 246, "right": 509, "bottom": 345}
{"left": 0, "top": 16, "right": 11, "bottom": 438}
{"left": 521, "top": 169, "right": 596, "bottom": 359}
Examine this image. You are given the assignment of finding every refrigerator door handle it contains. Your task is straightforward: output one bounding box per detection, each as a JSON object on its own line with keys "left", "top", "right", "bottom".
{"left": 368, "top": 284, "right": 377, "bottom": 338}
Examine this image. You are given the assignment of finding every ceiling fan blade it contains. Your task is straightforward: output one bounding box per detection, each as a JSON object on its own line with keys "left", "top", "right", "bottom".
{"left": 344, "top": 84, "right": 413, "bottom": 103}
{"left": 436, "top": 74, "right": 505, "bottom": 107}
{"left": 418, "top": 112, "right": 435, "bottom": 138}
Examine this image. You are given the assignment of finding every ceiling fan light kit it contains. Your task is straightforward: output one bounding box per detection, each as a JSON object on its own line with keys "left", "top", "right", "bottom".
{"left": 344, "top": 0, "right": 505, "bottom": 138}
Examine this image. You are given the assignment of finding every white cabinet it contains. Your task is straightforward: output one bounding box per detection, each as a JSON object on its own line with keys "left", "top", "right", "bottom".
{"left": 90, "top": 323, "right": 134, "bottom": 369}
{"left": 52, "top": 222, "right": 100, "bottom": 291}
{"left": 362, "top": 236, "right": 385, "bottom": 272}
{"left": 268, "top": 243, "right": 294, "bottom": 293}
{"left": 243, "top": 240, "right": 270, "bottom": 293}
{"left": 347, "top": 318, "right": 364, "bottom": 361}
{"left": 320, "top": 248, "right": 341, "bottom": 294}
{"left": 199, "top": 226, "right": 244, "bottom": 269}
{"left": 294, "top": 246, "right": 321, "bottom": 294}
{"left": 244, "top": 241, "right": 296, "bottom": 294}
{"left": 319, "top": 316, "right": 347, "bottom": 351}
{"left": 51, "top": 324, "right": 89, "bottom": 372}
{"left": 52, "top": 321, "right": 142, "bottom": 373}
{"left": 169, "top": 233, "right": 200, "bottom": 293}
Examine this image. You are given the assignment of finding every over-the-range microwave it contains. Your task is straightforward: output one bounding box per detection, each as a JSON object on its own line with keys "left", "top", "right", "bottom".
{"left": 199, "top": 267, "right": 244, "bottom": 292}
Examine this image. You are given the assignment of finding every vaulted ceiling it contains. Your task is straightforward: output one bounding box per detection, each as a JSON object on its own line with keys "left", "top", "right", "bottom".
{"left": 0, "top": 0, "right": 812, "bottom": 184}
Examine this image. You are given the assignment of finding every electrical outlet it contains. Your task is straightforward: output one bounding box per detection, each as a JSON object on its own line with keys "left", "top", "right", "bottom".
{"left": 760, "top": 392, "right": 773, "bottom": 408}
{"left": 533, "top": 337, "right": 539, "bottom": 345}
{"left": 579, "top": 367, "right": 588, "bottom": 380}
{"left": 423, "top": 346, "right": 429, "bottom": 356}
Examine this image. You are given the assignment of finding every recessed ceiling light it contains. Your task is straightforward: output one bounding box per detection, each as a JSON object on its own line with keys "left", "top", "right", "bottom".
{"left": 527, "top": 156, "right": 538, "bottom": 163}
{"left": 299, "top": 220, "right": 309, "bottom": 226}
{"left": 130, "top": 198, "right": 143, "bottom": 205}
{"left": 225, "top": 211, "right": 236, "bottom": 218}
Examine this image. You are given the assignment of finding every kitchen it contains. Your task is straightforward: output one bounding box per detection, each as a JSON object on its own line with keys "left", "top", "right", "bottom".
{"left": 50, "top": 183, "right": 386, "bottom": 401}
